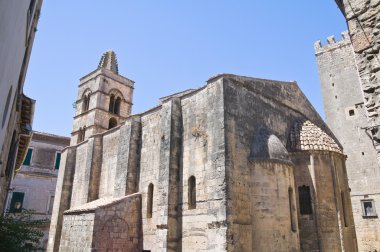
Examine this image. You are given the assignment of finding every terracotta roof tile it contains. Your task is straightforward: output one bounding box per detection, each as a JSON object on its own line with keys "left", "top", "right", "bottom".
{"left": 289, "top": 120, "right": 342, "bottom": 154}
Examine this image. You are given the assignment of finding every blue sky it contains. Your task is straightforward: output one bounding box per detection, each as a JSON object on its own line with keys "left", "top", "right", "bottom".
{"left": 24, "top": 1, "right": 347, "bottom": 137}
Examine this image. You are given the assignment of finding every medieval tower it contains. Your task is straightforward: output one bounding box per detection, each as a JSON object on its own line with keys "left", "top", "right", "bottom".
{"left": 71, "top": 50, "right": 134, "bottom": 145}
{"left": 315, "top": 1, "right": 380, "bottom": 250}
{"left": 316, "top": 32, "right": 380, "bottom": 251}
{"left": 48, "top": 50, "right": 357, "bottom": 251}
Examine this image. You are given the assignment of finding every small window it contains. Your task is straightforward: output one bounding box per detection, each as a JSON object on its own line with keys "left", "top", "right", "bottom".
{"left": 23, "top": 148, "right": 33, "bottom": 166}
{"left": 77, "top": 127, "right": 85, "bottom": 143}
{"left": 2, "top": 86, "right": 13, "bottom": 128}
{"left": 82, "top": 95, "right": 90, "bottom": 112}
{"left": 109, "top": 94, "right": 121, "bottom": 115}
{"left": 77, "top": 128, "right": 83, "bottom": 143}
{"left": 109, "top": 95, "right": 115, "bottom": 112}
{"left": 147, "top": 183, "right": 153, "bottom": 218}
{"left": 349, "top": 109, "right": 355, "bottom": 116}
{"left": 48, "top": 195, "right": 54, "bottom": 214}
{"left": 341, "top": 191, "right": 349, "bottom": 227}
{"left": 299, "top": 185, "right": 312, "bottom": 215}
{"left": 114, "top": 97, "right": 121, "bottom": 115}
{"left": 9, "top": 192, "right": 25, "bottom": 213}
{"left": 288, "top": 187, "right": 297, "bottom": 232}
{"left": 362, "top": 199, "right": 377, "bottom": 218}
{"left": 188, "top": 176, "right": 196, "bottom": 209}
{"left": 108, "top": 118, "right": 117, "bottom": 129}
{"left": 5, "top": 131, "right": 17, "bottom": 178}
{"left": 54, "top": 152, "right": 61, "bottom": 170}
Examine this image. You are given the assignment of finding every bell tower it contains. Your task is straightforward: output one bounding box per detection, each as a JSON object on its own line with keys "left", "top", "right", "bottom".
{"left": 71, "top": 50, "right": 134, "bottom": 145}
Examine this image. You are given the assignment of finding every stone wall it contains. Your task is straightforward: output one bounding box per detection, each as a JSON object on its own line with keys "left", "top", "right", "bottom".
{"left": 98, "top": 128, "right": 120, "bottom": 198}
{"left": 47, "top": 147, "right": 77, "bottom": 252}
{"left": 180, "top": 80, "right": 227, "bottom": 251}
{"left": 250, "top": 162, "right": 299, "bottom": 252}
{"left": 223, "top": 76, "right": 304, "bottom": 251}
{"left": 113, "top": 116, "right": 141, "bottom": 197}
{"left": 222, "top": 74, "right": 356, "bottom": 251}
{"left": 59, "top": 212, "right": 95, "bottom": 251}
{"left": 337, "top": 0, "right": 380, "bottom": 128}
{"left": 59, "top": 194, "right": 142, "bottom": 252}
{"left": 70, "top": 141, "right": 90, "bottom": 207}
{"left": 139, "top": 107, "right": 163, "bottom": 250}
{"left": 292, "top": 152, "right": 357, "bottom": 251}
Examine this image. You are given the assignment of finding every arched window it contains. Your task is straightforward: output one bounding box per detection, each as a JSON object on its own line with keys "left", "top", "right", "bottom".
{"left": 288, "top": 187, "right": 297, "bottom": 232}
{"left": 188, "top": 176, "right": 196, "bottom": 209}
{"left": 298, "top": 185, "right": 312, "bottom": 215}
{"left": 109, "top": 94, "right": 115, "bottom": 112}
{"left": 108, "top": 117, "right": 117, "bottom": 129}
{"left": 147, "top": 183, "right": 154, "bottom": 218}
{"left": 83, "top": 126, "right": 86, "bottom": 140}
{"left": 77, "top": 127, "right": 86, "bottom": 143}
{"left": 77, "top": 127, "right": 83, "bottom": 143}
{"left": 114, "top": 97, "right": 121, "bottom": 115}
{"left": 82, "top": 94, "right": 90, "bottom": 112}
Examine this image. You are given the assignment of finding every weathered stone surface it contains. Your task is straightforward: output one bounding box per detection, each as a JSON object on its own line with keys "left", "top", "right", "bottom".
{"left": 50, "top": 54, "right": 356, "bottom": 251}
{"left": 59, "top": 194, "right": 142, "bottom": 252}
{"left": 289, "top": 120, "right": 342, "bottom": 154}
{"left": 316, "top": 27, "right": 380, "bottom": 251}
{"left": 337, "top": 0, "right": 380, "bottom": 141}
{"left": 113, "top": 115, "right": 141, "bottom": 197}
{"left": 222, "top": 74, "right": 355, "bottom": 251}
{"left": 47, "top": 147, "right": 77, "bottom": 252}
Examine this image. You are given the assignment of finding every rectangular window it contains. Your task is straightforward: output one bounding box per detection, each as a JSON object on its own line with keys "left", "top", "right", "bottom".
{"left": 362, "top": 199, "right": 377, "bottom": 218}
{"left": 299, "top": 185, "right": 313, "bottom": 215}
{"left": 9, "top": 192, "right": 25, "bottom": 213}
{"left": 23, "top": 148, "right": 33, "bottom": 166}
{"left": 54, "top": 152, "right": 61, "bottom": 170}
{"left": 48, "top": 195, "right": 54, "bottom": 214}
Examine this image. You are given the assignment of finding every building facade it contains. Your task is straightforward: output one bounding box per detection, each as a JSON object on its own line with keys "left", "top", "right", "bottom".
{"left": 6, "top": 131, "right": 70, "bottom": 250}
{"left": 0, "top": 0, "right": 43, "bottom": 213}
{"left": 48, "top": 51, "right": 357, "bottom": 251}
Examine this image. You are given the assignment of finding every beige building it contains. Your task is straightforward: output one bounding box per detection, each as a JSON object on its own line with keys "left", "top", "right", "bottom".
{"left": 0, "top": 0, "right": 43, "bottom": 213}
{"left": 6, "top": 131, "right": 70, "bottom": 250}
{"left": 48, "top": 51, "right": 357, "bottom": 251}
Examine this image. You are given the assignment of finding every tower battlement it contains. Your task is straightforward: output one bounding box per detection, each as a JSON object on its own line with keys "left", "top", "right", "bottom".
{"left": 314, "top": 31, "right": 350, "bottom": 55}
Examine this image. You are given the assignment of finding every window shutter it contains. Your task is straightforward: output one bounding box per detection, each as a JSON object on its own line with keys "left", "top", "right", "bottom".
{"left": 23, "top": 148, "right": 33, "bottom": 166}
{"left": 10, "top": 192, "right": 25, "bottom": 213}
{"left": 55, "top": 153, "right": 61, "bottom": 169}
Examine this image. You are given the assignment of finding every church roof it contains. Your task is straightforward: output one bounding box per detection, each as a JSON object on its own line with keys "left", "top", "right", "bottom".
{"left": 98, "top": 50, "right": 119, "bottom": 74}
{"left": 289, "top": 120, "right": 343, "bottom": 154}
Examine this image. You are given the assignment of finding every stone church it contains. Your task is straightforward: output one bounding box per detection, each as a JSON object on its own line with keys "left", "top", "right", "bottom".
{"left": 47, "top": 50, "right": 357, "bottom": 251}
